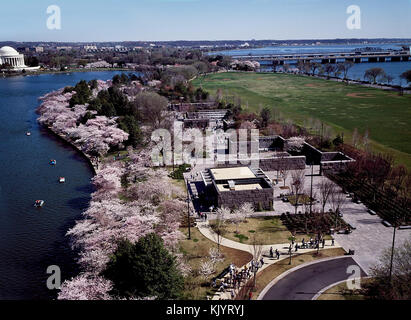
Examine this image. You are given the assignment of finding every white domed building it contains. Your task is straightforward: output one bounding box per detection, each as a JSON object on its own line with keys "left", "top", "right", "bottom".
{"left": 0, "top": 46, "right": 40, "bottom": 71}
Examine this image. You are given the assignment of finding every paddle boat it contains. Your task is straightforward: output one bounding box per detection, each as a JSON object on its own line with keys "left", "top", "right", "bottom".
{"left": 59, "top": 177, "right": 66, "bottom": 183}
{"left": 49, "top": 159, "right": 57, "bottom": 165}
{"left": 34, "top": 200, "right": 45, "bottom": 207}
{"left": 26, "top": 132, "right": 31, "bottom": 136}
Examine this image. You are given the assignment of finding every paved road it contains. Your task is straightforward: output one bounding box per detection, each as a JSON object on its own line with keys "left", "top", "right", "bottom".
{"left": 262, "top": 257, "right": 367, "bottom": 300}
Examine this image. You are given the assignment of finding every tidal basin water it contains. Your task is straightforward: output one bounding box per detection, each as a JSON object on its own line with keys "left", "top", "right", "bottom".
{"left": 0, "top": 71, "right": 125, "bottom": 299}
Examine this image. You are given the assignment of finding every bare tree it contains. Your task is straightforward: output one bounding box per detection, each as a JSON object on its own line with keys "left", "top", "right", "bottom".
{"left": 209, "top": 207, "right": 229, "bottom": 253}
{"left": 366, "top": 237, "right": 411, "bottom": 300}
{"left": 290, "top": 170, "right": 306, "bottom": 214}
{"left": 337, "top": 61, "right": 354, "bottom": 81}
{"left": 310, "top": 62, "right": 320, "bottom": 76}
{"left": 250, "top": 234, "right": 264, "bottom": 288}
{"left": 279, "top": 158, "right": 291, "bottom": 188}
{"left": 324, "top": 64, "right": 336, "bottom": 79}
{"left": 318, "top": 179, "right": 336, "bottom": 213}
{"left": 329, "top": 187, "right": 347, "bottom": 229}
{"left": 133, "top": 92, "right": 168, "bottom": 129}
{"left": 351, "top": 128, "right": 360, "bottom": 148}
{"left": 364, "top": 68, "right": 386, "bottom": 84}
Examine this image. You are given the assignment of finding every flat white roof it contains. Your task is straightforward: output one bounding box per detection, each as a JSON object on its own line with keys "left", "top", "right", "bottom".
{"left": 210, "top": 167, "right": 256, "bottom": 180}
{"left": 217, "top": 183, "right": 262, "bottom": 192}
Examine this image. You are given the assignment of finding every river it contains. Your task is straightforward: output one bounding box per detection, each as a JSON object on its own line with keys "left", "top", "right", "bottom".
{"left": 0, "top": 71, "right": 126, "bottom": 299}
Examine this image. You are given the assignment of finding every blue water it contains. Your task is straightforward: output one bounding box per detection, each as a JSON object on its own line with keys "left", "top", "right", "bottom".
{"left": 0, "top": 71, "right": 126, "bottom": 299}
{"left": 209, "top": 43, "right": 410, "bottom": 56}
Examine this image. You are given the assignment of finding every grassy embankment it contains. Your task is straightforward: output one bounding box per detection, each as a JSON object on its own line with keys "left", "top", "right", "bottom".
{"left": 317, "top": 278, "right": 373, "bottom": 300}
{"left": 192, "top": 72, "right": 411, "bottom": 168}
{"left": 223, "top": 216, "right": 330, "bottom": 245}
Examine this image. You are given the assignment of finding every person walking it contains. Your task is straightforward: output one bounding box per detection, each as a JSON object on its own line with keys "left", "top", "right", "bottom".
{"left": 269, "top": 247, "right": 273, "bottom": 258}
{"left": 332, "top": 238, "right": 335, "bottom": 246}
{"left": 322, "top": 238, "right": 326, "bottom": 248}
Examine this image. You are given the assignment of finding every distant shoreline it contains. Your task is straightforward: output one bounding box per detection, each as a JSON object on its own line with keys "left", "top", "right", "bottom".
{"left": 1, "top": 67, "right": 132, "bottom": 78}
{"left": 40, "top": 125, "right": 98, "bottom": 176}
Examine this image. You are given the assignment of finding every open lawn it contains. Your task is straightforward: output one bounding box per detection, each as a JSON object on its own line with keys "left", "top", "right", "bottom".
{"left": 223, "top": 217, "right": 330, "bottom": 245}
{"left": 179, "top": 227, "right": 252, "bottom": 300}
{"left": 193, "top": 72, "right": 411, "bottom": 168}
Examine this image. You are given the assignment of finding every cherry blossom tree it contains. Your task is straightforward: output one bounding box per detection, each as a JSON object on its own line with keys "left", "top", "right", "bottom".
{"left": 58, "top": 273, "right": 113, "bottom": 300}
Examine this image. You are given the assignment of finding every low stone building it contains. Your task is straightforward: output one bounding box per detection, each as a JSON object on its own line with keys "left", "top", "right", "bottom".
{"left": 201, "top": 166, "right": 274, "bottom": 210}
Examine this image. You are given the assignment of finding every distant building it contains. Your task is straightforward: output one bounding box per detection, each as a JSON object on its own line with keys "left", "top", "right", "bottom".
{"left": 84, "top": 45, "right": 98, "bottom": 51}
{"left": 0, "top": 46, "right": 40, "bottom": 71}
{"left": 56, "top": 46, "right": 72, "bottom": 51}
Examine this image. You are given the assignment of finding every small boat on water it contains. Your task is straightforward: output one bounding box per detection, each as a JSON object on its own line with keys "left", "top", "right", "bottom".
{"left": 26, "top": 132, "right": 31, "bottom": 136}
{"left": 34, "top": 200, "right": 44, "bottom": 207}
{"left": 59, "top": 177, "right": 66, "bottom": 183}
{"left": 50, "top": 159, "right": 57, "bottom": 165}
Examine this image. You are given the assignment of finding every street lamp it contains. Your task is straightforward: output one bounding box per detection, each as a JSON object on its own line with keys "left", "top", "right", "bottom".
{"left": 185, "top": 178, "right": 191, "bottom": 240}
{"left": 389, "top": 225, "right": 397, "bottom": 283}
{"left": 309, "top": 163, "right": 314, "bottom": 214}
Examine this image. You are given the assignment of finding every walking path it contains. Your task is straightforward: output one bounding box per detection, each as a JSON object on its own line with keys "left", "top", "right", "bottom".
{"left": 196, "top": 220, "right": 341, "bottom": 300}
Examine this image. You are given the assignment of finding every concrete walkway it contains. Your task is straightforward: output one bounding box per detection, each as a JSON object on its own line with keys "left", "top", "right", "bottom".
{"left": 197, "top": 221, "right": 341, "bottom": 300}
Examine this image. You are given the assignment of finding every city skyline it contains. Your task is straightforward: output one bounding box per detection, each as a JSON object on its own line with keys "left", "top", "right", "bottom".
{"left": 0, "top": 0, "right": 410, "bottom": 42}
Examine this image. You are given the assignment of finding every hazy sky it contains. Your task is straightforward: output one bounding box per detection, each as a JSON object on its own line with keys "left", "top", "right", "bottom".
{"left": 1, "top": 0, "right": 410, "bottom": 42}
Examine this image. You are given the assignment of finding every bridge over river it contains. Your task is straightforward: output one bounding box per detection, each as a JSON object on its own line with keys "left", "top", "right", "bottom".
{"left": 236, "top": 50, "right": 411, "bottom": 65}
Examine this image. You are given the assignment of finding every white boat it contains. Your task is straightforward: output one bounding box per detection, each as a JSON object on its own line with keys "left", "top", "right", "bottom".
{"left": 59, "top": 177, "right": 66, "bottom": 183}
{"left": 34, "top": 200, "right": 44, "bottom": 207}
{"left": 26, "top": 132, "right": 31, "bottom": 136}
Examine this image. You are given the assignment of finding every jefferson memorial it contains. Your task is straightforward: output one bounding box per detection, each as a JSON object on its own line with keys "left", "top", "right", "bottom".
{"left": 0, "top": 46, "right": 40, "bottom": 71}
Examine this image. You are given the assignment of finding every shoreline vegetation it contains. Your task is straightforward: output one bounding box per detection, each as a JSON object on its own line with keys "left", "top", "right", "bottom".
{"left": 37, "top": 75, "right": 192, "bottom": 300}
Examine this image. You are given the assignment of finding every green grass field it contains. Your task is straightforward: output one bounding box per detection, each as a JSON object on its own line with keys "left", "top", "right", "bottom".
{"left": 192, "top": 72, "right": 411, "bottom": 168}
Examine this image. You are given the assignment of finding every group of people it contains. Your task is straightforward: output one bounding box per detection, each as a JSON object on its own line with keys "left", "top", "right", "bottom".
{"left": 199, "top": 212, "right": 208, "bottom": 221}
{"left": 268, "top": 236, "right": 335, "bottom": 257}
{"left": 215, "top": 262, "right": 255, "bottom": 297}
{"left": 269, "top": 247, "right": 281, "bottom": 259}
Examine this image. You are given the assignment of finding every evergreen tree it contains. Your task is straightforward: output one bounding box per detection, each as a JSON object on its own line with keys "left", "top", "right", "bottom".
{"left": 103, "top": 234, "right": 184, "bottom": 299}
